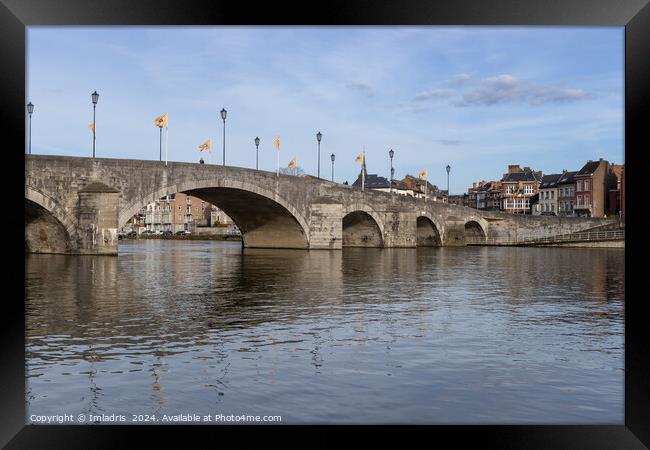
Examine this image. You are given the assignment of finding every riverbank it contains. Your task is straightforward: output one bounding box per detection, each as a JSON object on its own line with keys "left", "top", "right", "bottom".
{"left": 121, "top": 234, "right": 242, "bottom": 241}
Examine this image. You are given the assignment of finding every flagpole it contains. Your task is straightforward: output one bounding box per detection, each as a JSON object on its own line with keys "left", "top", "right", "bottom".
{"left": 276, "top": 150, "right": 279, "bottom": 177}
{"left": 361, "top": 147, "right": 365, "bottom": 191}
{"left": 165, "top": 126, "right": 168, "bottom": 166}
{"left": 158, "top": 126, "right": 162, "bottom": 161}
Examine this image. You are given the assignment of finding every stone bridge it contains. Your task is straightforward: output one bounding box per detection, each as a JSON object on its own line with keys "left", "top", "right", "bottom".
{"left": 25, "top": 155, "right": 613, "bottom": 255}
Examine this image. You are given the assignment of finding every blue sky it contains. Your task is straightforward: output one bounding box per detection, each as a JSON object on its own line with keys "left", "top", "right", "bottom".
{"left": 27, "top": 26, "right": 623, "bottom": 194}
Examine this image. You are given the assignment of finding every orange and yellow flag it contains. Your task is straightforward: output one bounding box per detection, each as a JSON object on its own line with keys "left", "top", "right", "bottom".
{"left": 154, "top": 113, "right": 168, "bottom": 127}
{"left": 354, "top": 153, "right": 364, "bottom": 164}
{"left": 88, "top": 123, "right": 95, "bottom": 133}
{"left": 419, "top": 169, "right": 428, "bottom": 179}
{"left": 198, "top": 139, "right": 212, "bottom": 152}
{"left": 274, "top": 136, "right": 280, "bottom": 151}
{"left": 288, "top": 156, "right": 297, "bottom": 169}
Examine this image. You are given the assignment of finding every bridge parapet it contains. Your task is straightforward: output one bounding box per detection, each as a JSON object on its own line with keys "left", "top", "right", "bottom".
{"left": 25, "top": 155, "right": 615, "bottom": 254}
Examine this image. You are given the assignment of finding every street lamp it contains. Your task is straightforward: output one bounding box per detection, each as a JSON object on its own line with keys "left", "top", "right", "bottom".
{"left": 446, "top": 164, "right": 451, "bottom": 200}
{"left": 220, "top": 108, "right": 227, "bottom": 166}
{"left": 26, "top": 102, "right": 34, "bottom": 154}
{"left": 389, "top": 149, "right": 395, "bottom": 193}
{"left": 330, "top": 153, "right": 335, "bottom": 182}
{"left": 91, "top": 91, "right": 99, "bottom": 158}
{"left": 316, "top": 131, "right": 322, "bottom": 178}
{"left": 254, "top": 136, "right": 260, "bottom": 170}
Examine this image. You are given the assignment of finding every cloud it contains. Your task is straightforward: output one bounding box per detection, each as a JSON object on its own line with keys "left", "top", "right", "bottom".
{"left": 456, "top": 74, "right": 591, "bottom": 106}
{"left": 447, "top": 73, "right": 472, "bottom": 87}
{"left": 412, "top": 89, "right": 454, "bottom": 102}
{"left": 346, "top": 82, "right": 375, "bottom": 97}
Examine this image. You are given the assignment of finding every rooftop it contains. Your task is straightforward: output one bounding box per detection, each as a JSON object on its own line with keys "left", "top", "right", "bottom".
{"left": 576, "top": 159, "right": 606, "bottom": 176}
{"left": 539, "top": 173, "right": 564, "bottom": 189}
{"left": 556, "top": 171, "right": 577, "bottom": 185}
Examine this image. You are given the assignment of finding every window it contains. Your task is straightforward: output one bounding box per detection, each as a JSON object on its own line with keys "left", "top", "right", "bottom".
{"left": 551, "top": 204, "right": 555, "bottom": 211}
{"left": 585, "top": 179, "right": 590, "bottom": 191}
{"left": 585, "top": 194, "right": 590, "bottom": 206}
{"left": 550, "top": 191, "right": 554, "bottom": 199}
{"left": 577, "top": 195, "right": 582, "bottom": 206}
{"left": 577, "top": 180, "right": 582, "bottom": 191}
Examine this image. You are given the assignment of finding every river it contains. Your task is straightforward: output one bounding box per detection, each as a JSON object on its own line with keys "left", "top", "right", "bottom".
{"left": 25, "top": 240, "right": 624, "bottom": 424}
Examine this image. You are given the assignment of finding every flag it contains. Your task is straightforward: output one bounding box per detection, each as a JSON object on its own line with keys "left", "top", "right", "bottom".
{"left": 419, "top": 169, "right": 428, "bottom": 179}
{"left": 198, "top": 139, "right": 212, "bottom": 152}
{"left": 274, "top": 136, "right": 280, "bottom": 151}
{"left": 154, "top": 113, "right": 168, "bottom": 127}
{"left": 355, "top": 153, "right": 364, "bottom": 164}
{"left": 288, "top": 156, "right": 297, "bottom": 169}
{"left": 88, "top": 123, "right": 95, "bottom": 133}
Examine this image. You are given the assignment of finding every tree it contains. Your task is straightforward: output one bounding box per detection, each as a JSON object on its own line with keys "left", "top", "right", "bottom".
{"left": 279, "top": 166, "right": 306, "bottom": 177}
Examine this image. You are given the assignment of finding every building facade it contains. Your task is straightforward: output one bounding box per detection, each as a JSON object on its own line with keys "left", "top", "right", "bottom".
{"left": 143, "top": 193, "right": 232, "bottom": 232}
{"left": 606, "top": 164, "right": 624, "bottom": 217}
{"left": 556, "top": 170, "right": 577, "bottom": 217}
{"left": 500, "top": 165, "right": 542, "bottom": 214}
{"left": 534, "top": 173, "right": 563, "bottom": 215}
{"left": 574, "top": 159, "right": 613, "bottom": 218}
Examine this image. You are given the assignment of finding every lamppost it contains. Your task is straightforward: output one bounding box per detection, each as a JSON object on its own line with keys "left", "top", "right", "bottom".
{"left": 330, "top": 153, "right": 335, "bottom": 182}
{"left": 91, "top": 91, "right": 99, "bottom": 158}
{"left": 316, "top": 131, "right": 322, "bottom": 178}
{"left": 446, "top": 164, "right": 451, "bottom": 201}
{"left": 220, "top": 108, "right": 227, "bottom": 166}
{"left": 254, "top": 136, "right": 260, "bottom": 170}
{"left": 389, "top": 149, "right": 394, "bottom": 193}
{"left": 26, "top": 102, "right": 34, "bottom": 154}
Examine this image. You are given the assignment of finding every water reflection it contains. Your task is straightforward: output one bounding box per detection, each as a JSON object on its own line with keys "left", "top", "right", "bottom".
{"left": 26, "top": 241, "right": 624, "bottom": 423}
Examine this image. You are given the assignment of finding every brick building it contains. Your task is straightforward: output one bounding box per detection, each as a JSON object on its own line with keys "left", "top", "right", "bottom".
{"left": 607, "top": 164, "right": 624, "bottom": 217}
{"left": 573, "top": 159, "right": 616, "bottom": 218}
{"left": 143, "top": 193, "right": 232, "bottom": 232}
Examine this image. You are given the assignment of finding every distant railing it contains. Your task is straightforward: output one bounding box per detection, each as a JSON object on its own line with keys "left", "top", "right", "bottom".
{"left": 466, "top": 229, "right": 624, "bottom": 246}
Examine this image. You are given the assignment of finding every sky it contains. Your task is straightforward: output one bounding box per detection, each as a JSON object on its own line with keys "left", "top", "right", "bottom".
{"left": 27, "top": 26, "right": 624, "bottom": 194}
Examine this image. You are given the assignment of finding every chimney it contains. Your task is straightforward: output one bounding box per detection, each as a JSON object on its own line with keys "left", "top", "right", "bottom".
{"left": 508, "top": 164, "right": 521, "bottom": 174}
{"left": 473, "top": 182, "right": 477, "bottom": 188}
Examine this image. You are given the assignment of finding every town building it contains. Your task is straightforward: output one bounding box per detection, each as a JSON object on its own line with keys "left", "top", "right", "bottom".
{"left": 556, "top": 170, "right": 577, "bottom": 217}
{"left": 573, "top": 159, "right": 615, "bottom": 218}
{"left": 621, "top": 166, "right": 625, "bottom": 222}
{"left": 607, "top": 164, "right": 624, "bottom": 217}
{"left": 143, "top": 193, "right": 232, "bottom": 232}
{"left": 500, "top": 165, "right": 542, "bottom": 214}
{"left": 534, "top": 173, "right": 563, "bottom": 215}
{"left": 476, "top": 181, "right": 502, "bottom": 211}
{"left": 352, "top": 167, "right": 441, "bottom": 200}
{"left": 529, "top": 193, "right": 539, "bottom": 215}
{"left": 467, "top": 181, "right": 482, "bottom": 209}
{"left": 400, "top": 174, "right": 440, "bottom": 200}
{"left": 447, "top": 194, "right": 466, "bottom": 206}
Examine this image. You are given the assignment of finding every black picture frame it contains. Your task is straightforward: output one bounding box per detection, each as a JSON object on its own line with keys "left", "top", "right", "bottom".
{"left": 3, "top": 0, "right": 648, "bottom": 447}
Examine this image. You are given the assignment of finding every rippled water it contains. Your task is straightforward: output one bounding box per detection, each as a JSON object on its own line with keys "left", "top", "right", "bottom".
{"left": 25, "top": 241, "right": 624, "bottom": 424}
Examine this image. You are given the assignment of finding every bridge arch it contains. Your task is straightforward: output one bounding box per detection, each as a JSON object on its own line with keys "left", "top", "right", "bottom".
{"left": 464, "top": 219, "right": 488, "bottom": 240}
{"left": 416, "top": 214, "right": 443, "bottom": 246}
{"left": 25, "top": 186, "right": 77, "bottom": 253}
{"left": 119, "top": 177, "right": 310, "bottom": 249}
{"left": 341, "top": 203, "right": 385, "bottom": 248}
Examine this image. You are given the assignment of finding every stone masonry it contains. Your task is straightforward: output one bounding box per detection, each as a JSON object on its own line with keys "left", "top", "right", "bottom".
{"left": 25, "top": 155, "right": 614, "bottom": 255}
